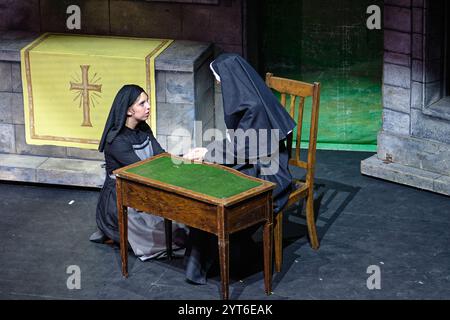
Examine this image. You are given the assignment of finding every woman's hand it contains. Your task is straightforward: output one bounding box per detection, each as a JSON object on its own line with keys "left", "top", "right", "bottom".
{"left": 183, "top": 147, "right": 208, "bottom": 161}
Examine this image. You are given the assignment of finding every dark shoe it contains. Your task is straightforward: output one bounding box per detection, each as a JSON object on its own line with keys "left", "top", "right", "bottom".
{"left": 89, "top": 229, "right": 106, "bottom": 243}
{"left": 185, "top": 278, "right": 206, "bottom": 286}
{"left": 89, "top": 229, "right": 113, "bottom": 244}
{"left": 103, "top": 238, "right": 114, "bottom": 245}
{"left": 173, "top": 228, "right": 188, "bottom": 248}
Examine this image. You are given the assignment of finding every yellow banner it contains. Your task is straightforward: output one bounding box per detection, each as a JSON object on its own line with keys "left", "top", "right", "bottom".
{"left": 21, "top": 33, "right": 172, "bottom": 149}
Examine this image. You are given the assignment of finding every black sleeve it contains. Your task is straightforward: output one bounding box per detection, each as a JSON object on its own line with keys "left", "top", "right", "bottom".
{"left": 149, "top": 129, "right": 165, "bottom": 155}
{"left": 204, "top": 138, "right": 237, "bottom": 166}
{"left": 108, "top": 137, "right": 141, "bottom": 167}
{"left": 204, "top": 131, "right": 280, "bottom": 166}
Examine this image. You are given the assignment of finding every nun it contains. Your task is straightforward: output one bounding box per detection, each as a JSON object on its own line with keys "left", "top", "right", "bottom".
{"left": 90, "top": 84, "right": 186, "bottom": 260}
{"left": 183, "top": 53, "right": 296, "bottom": 284}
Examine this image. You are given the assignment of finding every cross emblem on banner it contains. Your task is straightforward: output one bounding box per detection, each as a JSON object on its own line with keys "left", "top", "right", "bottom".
{"left": 70, "top": 65, "right": 102, "bottom": 127}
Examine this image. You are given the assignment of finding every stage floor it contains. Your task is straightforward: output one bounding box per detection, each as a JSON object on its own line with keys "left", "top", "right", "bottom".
{"left": 0, "top": 150, "right": 449, "bottom": 300}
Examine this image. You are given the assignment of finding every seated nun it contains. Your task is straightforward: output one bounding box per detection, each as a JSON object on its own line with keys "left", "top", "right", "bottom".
{"left": 183, "top": 53, "right": 296, "bottom": 284}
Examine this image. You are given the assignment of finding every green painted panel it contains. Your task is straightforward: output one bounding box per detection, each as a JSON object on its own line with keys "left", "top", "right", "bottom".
{"left": 261, "top": 0, "right": 383, "bottom": 151}
{"left": 125, "top": 156, "right": 262, "bottom": 199}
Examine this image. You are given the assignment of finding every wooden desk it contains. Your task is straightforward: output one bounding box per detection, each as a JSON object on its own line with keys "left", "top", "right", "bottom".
{"left": 113, "top": 153, "right": 276, "bottom": 300}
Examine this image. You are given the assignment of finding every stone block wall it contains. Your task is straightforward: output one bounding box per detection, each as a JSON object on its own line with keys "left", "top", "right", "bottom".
{"left": 382, "top": 0, "right": 414, "bottom": 138}
{"left": 0, "top": 0, "right": 41, "bottom": 33}
{"left": 0, "top": 0, "right": 247, "bottom": 56}
{"left": 0, "top": 62, "right": 22, "bottom": 154}
{"left": 362, "top": 0, "right": 450, "bottom": 196}
{"left": 381, "top": 0, "right": 449, "bottom": 160}
{"left": 154, "top": 40, "right": 215, "bottom": 154}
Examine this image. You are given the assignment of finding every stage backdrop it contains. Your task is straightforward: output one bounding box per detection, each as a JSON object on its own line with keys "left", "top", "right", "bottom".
{"left": 21, "top": 33, "right": 172, "bottom": 150}
{"left": 260, "top": 0, "right": 383, "bottom": 152}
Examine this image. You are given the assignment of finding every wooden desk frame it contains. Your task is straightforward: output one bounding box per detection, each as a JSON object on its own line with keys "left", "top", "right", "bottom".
{"left": 113, "top": 153, "right": 275, "bottom": 300}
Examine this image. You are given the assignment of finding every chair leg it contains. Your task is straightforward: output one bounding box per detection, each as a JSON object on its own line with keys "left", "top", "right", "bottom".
{"left": 274, "top": 212, "right": 283, "bottom": 273}
{"left": 306, "top": 189, "right": 320, "bottom": 250}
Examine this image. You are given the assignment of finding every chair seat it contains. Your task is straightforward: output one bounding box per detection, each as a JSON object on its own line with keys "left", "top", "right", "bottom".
{"left": 285, "top": 179, "right": 309, "bottom": 209}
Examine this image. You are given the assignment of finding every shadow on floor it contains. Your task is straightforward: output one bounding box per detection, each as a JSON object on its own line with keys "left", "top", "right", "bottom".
{"left": 221, "top": 178, "right": 361, "bottom": 299}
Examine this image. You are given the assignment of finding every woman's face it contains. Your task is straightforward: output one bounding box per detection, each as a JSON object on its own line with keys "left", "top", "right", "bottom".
{"left": 127, "top": 92, "right": 150, "bottom": 122}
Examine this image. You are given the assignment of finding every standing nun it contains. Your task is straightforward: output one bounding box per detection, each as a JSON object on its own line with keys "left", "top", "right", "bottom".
{"left": 183, "top": 53, "right": 296, "bottom": 284}
{"left": 90, "top": 84, "right": 186, "bottom": 260}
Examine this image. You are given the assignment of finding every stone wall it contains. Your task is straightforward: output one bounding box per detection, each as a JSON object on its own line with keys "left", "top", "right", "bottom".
{"left": 154, "top": 41, "right": 215, "bottom": 154}
{"left": 381, "top": 0, "right": 449, "bottom": 159}
{"left": 361, "top": 0, "right": 450, "bottom": 196}
{"left": 0, "top": 0, "right": 247, "bottom": 56}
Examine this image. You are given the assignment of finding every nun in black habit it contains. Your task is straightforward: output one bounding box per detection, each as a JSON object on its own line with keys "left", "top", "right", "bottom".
{"left": 183, "top": 53, "right": 296, "bottom": 284}
{"left": 91, "top": 84, "right": 186, "bottom": 260}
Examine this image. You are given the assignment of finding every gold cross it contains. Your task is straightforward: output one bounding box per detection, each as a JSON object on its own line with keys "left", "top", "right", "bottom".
{"left": 70, "top": 65, "right": 102, "bottom": 127}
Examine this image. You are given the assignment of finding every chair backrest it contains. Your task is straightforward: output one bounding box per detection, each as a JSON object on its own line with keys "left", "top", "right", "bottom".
{"left": 265, "top": 73, "right": 321, "bottom": 184}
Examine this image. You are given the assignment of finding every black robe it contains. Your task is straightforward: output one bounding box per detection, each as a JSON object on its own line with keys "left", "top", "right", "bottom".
{"left": 96, "top": 126, "right": 165, "bottom": 243}
{"left": 95, "top": 84, "right": 189, "bottom": 258}
{"left": 184, "top": 54, "right": 296, "bottom": 284}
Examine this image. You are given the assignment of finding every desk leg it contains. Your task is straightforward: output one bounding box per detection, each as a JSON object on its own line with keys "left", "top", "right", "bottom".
{"left": 164, "top": 219, "right": 173, "bottom": 260}
{"left": 116, "top": 179, "right": 128, "bottom": 278}
{"left": 263, "top": 194, "right": 273, "bottom": 295}
{"left": 217, "top": 206, "right": 229, "bottom": 300}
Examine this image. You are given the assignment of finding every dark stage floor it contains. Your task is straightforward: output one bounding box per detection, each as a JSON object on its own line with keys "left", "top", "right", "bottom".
{"left": 0, "top": 151, "right": 449, "bottom": 300}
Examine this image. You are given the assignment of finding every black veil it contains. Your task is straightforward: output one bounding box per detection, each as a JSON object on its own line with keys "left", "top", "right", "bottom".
{"left": 98, "top": 84, "right": 150, "bottom": 152}
{"left": 208, "top": 53, "right": 296, "bottom": 162}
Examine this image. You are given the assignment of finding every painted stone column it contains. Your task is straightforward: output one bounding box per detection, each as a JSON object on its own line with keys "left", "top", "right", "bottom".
{"left": 361, "top": 0, "right": 450, "bottom": 196}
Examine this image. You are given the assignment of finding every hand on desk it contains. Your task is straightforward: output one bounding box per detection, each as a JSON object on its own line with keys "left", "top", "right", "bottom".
{"left": 183, "top": 147, "right": 208, "bottom": 161}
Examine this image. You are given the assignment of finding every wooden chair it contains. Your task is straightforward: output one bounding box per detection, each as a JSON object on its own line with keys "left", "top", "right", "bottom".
{"left": 265, "top": 73, "right": 321, "bottom": 273}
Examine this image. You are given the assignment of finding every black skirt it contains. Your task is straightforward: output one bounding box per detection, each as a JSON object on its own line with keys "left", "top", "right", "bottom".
{"left": 96, "top": 175, "right": 120, "bottom": 243}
